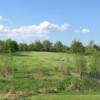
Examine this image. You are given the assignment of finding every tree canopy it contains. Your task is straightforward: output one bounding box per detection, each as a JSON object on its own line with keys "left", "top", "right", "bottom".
{"left": 0, "top": 39, "right": 100, "bottom": 54}
{"left": 70, "top": 40, "right": 85, "bottom": 54}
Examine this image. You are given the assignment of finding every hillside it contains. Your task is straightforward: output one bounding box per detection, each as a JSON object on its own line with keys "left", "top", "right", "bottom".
{"left": 0, "top": 52, "right": 100, "bottom": 99}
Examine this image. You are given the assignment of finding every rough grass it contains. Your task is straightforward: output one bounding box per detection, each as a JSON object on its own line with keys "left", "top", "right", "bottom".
{"left": 12, "top": 51, "right": 75, "bottom": 70}
{"left": 0, "top": 52, "right": 100, "bottom": 99}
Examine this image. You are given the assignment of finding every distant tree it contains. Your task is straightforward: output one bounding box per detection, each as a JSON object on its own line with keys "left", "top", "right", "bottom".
{"left": 50, "top": 46, "right": 56, "bottom": 52}
{"left": 85, "top": 41, "right": 98, "bottom": 54}
{"left": 28, "top": 43, "right": 34, "bottom": 51}
{"left": 18, "top": 43, "right": 29, "bottom": 51}
{"left": 34, "top": 40, "right": 43, "bottom": 51}
{"left": 5, "top": 39, "right": 18, "bottom": 52}
{"left": 42, "top": 40, "right": 52, "bottom": 51}
{"left": 62, "top": 45, "right": 70, "bottom": 52}
{"left": 54, "top": 41, "right": 63, "bottom": 52}
{"left": 70, "top": 40, "right": 85, "bottom": 54}
{"left": 0, "top": 40, "right": 5, "bottom": 52}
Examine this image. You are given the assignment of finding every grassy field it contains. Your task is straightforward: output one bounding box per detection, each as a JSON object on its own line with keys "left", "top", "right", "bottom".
{"left": 1, "top": 94, "right": 100, "bottom": 100}
{"left": 28, "top": 94, "right": 100, "bottom": 100}
{"left": 0, "top": 51, "right": 100, "bottom": 99}
{"left": 13, "top": 51, "right": 75, "bottom": 70}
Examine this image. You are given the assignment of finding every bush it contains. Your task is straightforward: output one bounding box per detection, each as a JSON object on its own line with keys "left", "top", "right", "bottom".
{"left": 73, "top": 54, "right": 87, "bottom": 74}
{"left": 88, "top": 54, "right": 100, "bottom": 72}
{"left": 58, "top": 76, "right": 72, "bottom": 91}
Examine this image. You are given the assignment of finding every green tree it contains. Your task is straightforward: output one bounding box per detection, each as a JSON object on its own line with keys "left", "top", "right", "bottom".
{"left": 18, "top": 43, "right": 29, "bottom": 51}
{"left": 70, "top": 40, "right": 85, "bottom": 54}
{"left": 85, "top": 41, "right": 98, "bottom": 54}
{"left": 6, "top": 39, "right": 18, "bottom": 52}
{"left": 43, "top": 40, "right": 52, "bottom": 51}
{"left": 62, "top": 45, "right": 70, "bottom": 52}
{"left": 0, "top": 40, "right": 5, "bottom": 52}
{"left": 34, "top": 40, "right": 43, "bottom": 51}
{"left": 54, "top": 41, "right": 63, "bottom": 52}
{"left": 28, "top": 43, "right": 34, "bottom": 51}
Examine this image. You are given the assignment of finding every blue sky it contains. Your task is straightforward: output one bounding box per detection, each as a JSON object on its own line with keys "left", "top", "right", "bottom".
{"left": 0, "top": 0, "right": 100, "bottom": 45}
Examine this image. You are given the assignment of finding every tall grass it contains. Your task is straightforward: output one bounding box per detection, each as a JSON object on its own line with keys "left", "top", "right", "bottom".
{"left": 0, "top": 53, "right": 14, "bottom": 78}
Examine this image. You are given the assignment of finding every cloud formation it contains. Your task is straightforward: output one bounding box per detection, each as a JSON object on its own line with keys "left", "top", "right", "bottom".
{"left": 0, "top": 16, "right": 90, "bottom": 43}
{"left": 0, "top": 20, "right": 70, "bottom": 36}
{"left": 82, "top": 28, "right": 90, "bottom": 33}
{"left": 10, "top": 21, "right": 69, "bottom": 35}
{"left": 75, "top": 28, "right": 90, "bottom": 33}
{"left": 0, "top": 17, "right": 70, "bottom": 42}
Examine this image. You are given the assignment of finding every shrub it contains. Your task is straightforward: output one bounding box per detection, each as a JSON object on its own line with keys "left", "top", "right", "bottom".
{"left": 88, "top": 54, "right": 100, "bottom": 72}
{"left": 73, "top": 54, "right": 87, "bottom": 74}
{"left": 58, "top": 76, "right": 72, "bottom": 91}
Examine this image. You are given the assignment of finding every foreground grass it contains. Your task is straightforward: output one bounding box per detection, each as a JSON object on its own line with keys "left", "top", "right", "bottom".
{"left": 1, "top": 94, "right": 100, "bottom": 100}
{"left": 0, "top": 52, "right": 100, "bottom": 99}
{"left": 27, "top": 94, "right": 100, "bottom": 100}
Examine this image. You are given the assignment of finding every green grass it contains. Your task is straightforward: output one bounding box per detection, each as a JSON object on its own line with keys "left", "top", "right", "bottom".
{"left": 28, "top": 94, "right": 100, "bottom": 100}
{"left": 0, "top": 52, "right": 100, "bottom": 99}
{"left": 0, "top": 51, "right": 90, "bottom": 71}
{"left": 13, "top": 52, "right": 73, "bottom": 70}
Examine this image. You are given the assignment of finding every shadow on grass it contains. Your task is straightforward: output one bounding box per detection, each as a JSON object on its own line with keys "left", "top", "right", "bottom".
{"left": 0, "top": 52, "right": 30, "bottom": 57}
{"left": 13, "top": 52, "right": 31, "bottom": 57}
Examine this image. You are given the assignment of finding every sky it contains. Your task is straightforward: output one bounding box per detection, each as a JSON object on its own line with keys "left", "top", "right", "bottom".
{"left": 0, "top": 0, "right": 100, "bottom": 45}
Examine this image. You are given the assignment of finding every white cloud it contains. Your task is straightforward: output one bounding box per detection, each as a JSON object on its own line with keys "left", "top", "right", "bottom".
{"left": 0, "top": 20, "right": 70, "bottom": 42}
{"left": 0, "top": 21, "right": 70, "bottom": 35}
{"left": 0, "top": 25, "right": 5, "bottom": 32}
{"left": 82, "top": 28, "right": 90, "bottom": 33}
{"left": 0, "top": 16, "right": 91, "bottom": 43}
{"left": 75, "top": 28, "right": 90, "bottom": 33}
{"left": 0, "top": 25, "right": 9, "bottom": 33}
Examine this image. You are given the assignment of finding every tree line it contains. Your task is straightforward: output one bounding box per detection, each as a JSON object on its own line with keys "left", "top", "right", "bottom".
{"left": 0, "top": 39, "right": 100, "bottom": 54}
